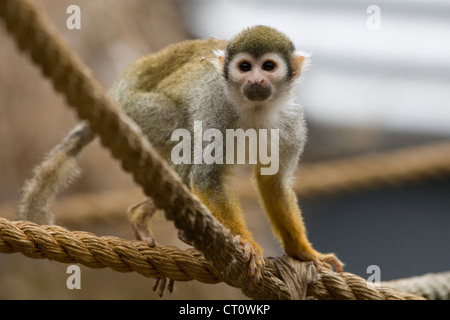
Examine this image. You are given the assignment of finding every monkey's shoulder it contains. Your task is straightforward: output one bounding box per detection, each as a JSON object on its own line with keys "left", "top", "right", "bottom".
{"left": 148, "top": 38, "right": 227, "bottom": 64}
{"left": 127, "top": 38, "right": 227, "bottom": 91}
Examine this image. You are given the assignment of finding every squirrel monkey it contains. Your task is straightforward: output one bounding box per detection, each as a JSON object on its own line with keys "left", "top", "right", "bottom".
{"left": 18, "top": 25, "right": 343, "bottom": 280}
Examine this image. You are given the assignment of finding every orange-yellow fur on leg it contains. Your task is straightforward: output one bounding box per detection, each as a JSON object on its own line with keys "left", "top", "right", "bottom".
{"left": 253, "top": 167, "right": 344, "bottom": 272}
{"left": 191, "top": 185, "right": 264, "bottom": 280}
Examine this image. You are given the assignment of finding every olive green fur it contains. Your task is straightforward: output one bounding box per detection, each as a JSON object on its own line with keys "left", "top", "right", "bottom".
{"left": 126, "top": 38, "right": 228, "bottom": 108}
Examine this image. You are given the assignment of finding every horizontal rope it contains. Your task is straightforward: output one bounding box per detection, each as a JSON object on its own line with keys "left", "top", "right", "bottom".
{"left": 0, "top": 217, "right": 426, "bottom": 300}
{"left": 383, "top": 271, "right": 450, "bottom": 300}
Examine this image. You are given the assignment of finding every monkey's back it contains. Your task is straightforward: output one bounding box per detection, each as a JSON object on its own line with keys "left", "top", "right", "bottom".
{"left": 121, "top": 38, "right": 227, "bottom": 106}
{"left": 108, "top": 38, "right": 230, "bottom": 182}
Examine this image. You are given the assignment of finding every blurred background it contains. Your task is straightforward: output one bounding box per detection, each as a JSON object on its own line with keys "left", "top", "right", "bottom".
{"left": 0, "top": 0, "right": 449, "bottom": 299}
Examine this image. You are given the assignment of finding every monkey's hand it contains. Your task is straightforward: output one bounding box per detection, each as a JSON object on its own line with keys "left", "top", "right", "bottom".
{"left": 233, "top": 235, "right": 265, "bottom": 282}
{"left": 286, "top": 245, "right": 344, "bottom": 273}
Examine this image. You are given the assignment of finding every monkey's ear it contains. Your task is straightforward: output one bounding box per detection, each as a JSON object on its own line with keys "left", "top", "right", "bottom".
{"left": 292, "top": 51, "right": 312, "bottom": 79}
{"left": 213, "top": 49, "right": 226, "bottom": 71}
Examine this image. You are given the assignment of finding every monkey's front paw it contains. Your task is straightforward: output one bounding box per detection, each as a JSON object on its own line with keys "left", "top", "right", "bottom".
{"left": 313, "top": 252, "right": 344, "bottom": 273}
{"left": 153, "top": 277, "right": 175, "bottom": 298}
{"left": 233, "top": 235, "right": 265, "bottom": 282}
{"left": 294, "top": 249, "right": 344, "bottom": 273}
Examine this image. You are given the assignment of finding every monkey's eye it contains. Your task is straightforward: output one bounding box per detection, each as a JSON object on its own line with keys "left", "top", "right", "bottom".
{"left": 262, "top": 61, "right": 276, "bottom": 71}
{"left": 239, "top": 61, "right": 252, "bottom": 72}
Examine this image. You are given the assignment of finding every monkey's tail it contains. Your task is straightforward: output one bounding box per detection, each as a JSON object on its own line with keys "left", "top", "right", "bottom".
{"left": 17, "top": 122, "right": 94, "bottom": 225}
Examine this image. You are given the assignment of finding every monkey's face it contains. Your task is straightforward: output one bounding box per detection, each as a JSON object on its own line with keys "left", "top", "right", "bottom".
{"left": 226, "top": 52, "right": 291, "bottom": 104}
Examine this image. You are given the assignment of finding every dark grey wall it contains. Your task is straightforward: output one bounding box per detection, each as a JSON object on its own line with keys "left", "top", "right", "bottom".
{"left": 302, "top": 178, "right": 450, "bottom": 281}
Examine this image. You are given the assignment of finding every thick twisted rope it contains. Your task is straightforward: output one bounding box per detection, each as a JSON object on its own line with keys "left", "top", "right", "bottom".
{"left": 0, "top": 217, "right": 220, "bottom": 284}
{"left": 0, "top": 217, "right": 425, "bottom": 300}
{"left": 384, "top": 271, "right": 450, "bottom": 300}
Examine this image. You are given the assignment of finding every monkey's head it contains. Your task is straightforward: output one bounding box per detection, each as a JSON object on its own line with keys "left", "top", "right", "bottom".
{"left": 218, "top": 25, "right": 309, "bottom": 107}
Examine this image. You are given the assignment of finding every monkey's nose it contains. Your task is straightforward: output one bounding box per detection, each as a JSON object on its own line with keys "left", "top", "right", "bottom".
{"left": 243, "top": 83, "right": 272, "bottom": 101}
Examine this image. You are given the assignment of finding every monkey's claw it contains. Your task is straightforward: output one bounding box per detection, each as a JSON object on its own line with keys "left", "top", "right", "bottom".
{"left": 233, "top": 235, "right": 265, "bottom": 282}
{"left": 153, "top": 277, "right": 175, "bottom": 298}
{"left": 286, "top": 242, "right": 344, "bottom": 273}
{"left": 313, "top": 252, "right": 344, "bottom": 273}
{"left": 294, "top": 249, "right": 344, "bottom": 273}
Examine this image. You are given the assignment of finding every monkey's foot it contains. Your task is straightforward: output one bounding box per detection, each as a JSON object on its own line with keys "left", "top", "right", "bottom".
{"left": 128, "top": 198, "right": 175, "bottom": 297}
{"left": 135, "top": 233, "right": 174, "bottom": 297}
{"left": 127, "top": 198, "right": 157, "bottom": 245}
{"left": 233, "top": 235, "right": 265, "bottom": 282}
{"left": 291, "top": 248, "right": 344, "bottom": 273}
{"left": 310, "top": 252, "right": 344, "bottom": 273}
{"left": 153, "top": 277, "right": 175, "bottom": 298}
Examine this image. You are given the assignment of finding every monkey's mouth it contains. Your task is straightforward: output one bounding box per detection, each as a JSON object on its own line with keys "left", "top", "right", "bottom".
{"left": 243, "top": 84, "right": 272, "bottom": 101}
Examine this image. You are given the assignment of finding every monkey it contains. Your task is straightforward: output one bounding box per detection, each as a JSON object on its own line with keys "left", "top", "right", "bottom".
{"left": 17, "top": 25, "right": 343, "bottom": 282}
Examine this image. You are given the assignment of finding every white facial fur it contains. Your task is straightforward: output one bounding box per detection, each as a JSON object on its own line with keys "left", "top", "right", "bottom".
{"left": 228, "top": 53, "right": 292, "bottom": 127}
{"left": 212, "top": 49, "right": 309, "bottom": 128}
{"left": 228, "top": 52, "right": 288, "bottom": 82}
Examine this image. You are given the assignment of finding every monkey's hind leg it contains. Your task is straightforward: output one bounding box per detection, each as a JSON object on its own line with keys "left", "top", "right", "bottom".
{"left": 127, "top": 198, "right": 174, "bottom": 297}
{"left": 127, "top": 198, "right": 158, "bottom": 245}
